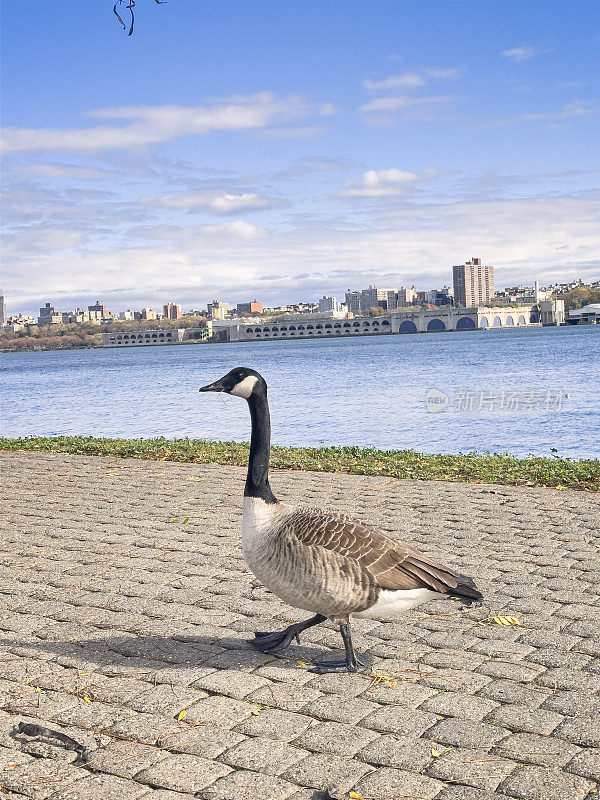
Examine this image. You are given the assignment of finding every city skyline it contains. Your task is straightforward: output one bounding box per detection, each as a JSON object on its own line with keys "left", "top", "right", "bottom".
{"left": 4, "top": 271, "right": 596, "bottom": 325}
{"left": 2, "top": 1, "right": 598, "bottom": 314}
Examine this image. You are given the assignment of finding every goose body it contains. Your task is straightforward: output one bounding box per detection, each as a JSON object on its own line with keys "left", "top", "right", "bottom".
{"left": 201, "top": 367, "right": 482, "bottom": 673}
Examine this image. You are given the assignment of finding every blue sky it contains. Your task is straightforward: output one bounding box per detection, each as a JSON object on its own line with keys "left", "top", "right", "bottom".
{"left": 1, "top": 0, "right": 598, "bottom": 315}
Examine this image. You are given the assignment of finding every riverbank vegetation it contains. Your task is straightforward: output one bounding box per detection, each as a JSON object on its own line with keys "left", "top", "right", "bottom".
{"left": 0, "top": 326, "right": 101, "bottom": 352}
{"left": 2, "top": 436, "right": 598, "bottom": 491}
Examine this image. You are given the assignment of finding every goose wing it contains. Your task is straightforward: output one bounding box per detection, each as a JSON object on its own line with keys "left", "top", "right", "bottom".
{"left": 286, "top": 508, "right": 481, "bottom": 599}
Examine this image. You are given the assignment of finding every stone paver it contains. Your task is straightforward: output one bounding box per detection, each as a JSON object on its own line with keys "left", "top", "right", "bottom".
{"left": 0, "top": 451, "right": 599, "bottom": 800}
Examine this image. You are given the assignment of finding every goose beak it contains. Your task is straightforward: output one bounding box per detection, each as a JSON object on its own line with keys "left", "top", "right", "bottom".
{"left": 199, "top": 379, "right": 227, "bottom": 393}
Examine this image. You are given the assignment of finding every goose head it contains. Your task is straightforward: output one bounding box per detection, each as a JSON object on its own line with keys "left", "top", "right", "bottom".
{"left": 199, "top": 366, "right": 265, "bottom": 400}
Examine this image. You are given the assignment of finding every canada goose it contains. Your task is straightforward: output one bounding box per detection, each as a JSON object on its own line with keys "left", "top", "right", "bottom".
{"left": 200, "top": 367, "right": 482, "bottom": 674}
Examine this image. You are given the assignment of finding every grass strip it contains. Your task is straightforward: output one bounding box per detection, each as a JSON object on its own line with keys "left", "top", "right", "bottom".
{"left": 1, "top": 435, "right": 598, "bottom": 491}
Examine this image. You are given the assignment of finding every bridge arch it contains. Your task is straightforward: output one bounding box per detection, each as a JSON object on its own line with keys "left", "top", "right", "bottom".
{"left": 493, "top": 316, "right": 502, "bottom": 327}
{"left": 427, "top": 319, "right": 446, "bottom": 332}
{"left": 456, "top": 317, "right": 476, "bottom": 331}
{"left": 399, "top": 320, "right": 417, "bottom": 334}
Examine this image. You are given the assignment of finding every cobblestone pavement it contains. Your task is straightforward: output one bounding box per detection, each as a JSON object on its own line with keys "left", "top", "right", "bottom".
{"left": 0, "top": 451, "right": 599, "bottom": 800}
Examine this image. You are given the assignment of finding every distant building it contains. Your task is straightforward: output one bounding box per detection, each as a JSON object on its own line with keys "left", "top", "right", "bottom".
{"left": 344, "top": 290, "right": 362, "bottom": 314}
{"left": 38, "top": 302, "right": 62, "bottom": 325}
{"left": 414, "top": 291, "right": 427, "bottom": 304}
{"left": 0, "top": 291, "right": 6, "bottom": 326}
{"left": 88, "top": 300, "right": 113, "bottom": 320}
{"left": 138, "top": 308, "right": 158, "bottom": 321}
{"left": 453, "top": 257, "right": 495, "bottom": 306}
{"left": 397, "top": 286, "right": 416, "bottom": 307}
{"left": 236, "top": 300, "right": 263, "bottom": 315}
{"left": 426, "top": 286, "right": 454, "bottom": 307}
{"left": 567, "top": 303, "right": 600, "bottom": 325}
{"left": 163, "top": 303, "right": 183, "bottom": 319}
{"left": 345, "top": 286, "right": 399, "bottom": 313}
{"left": 318, "top": 296, "right": 339, "bottom": 313}
{"left": 119, "top": 310, "right": 135, "bottom": 321}
{"left": 207, "top": 300, "right": 230, "bottom": 320}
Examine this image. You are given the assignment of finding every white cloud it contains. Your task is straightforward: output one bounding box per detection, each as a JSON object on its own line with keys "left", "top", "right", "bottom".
{"left": 500, "top": 46, "right": 551, "bottom": 62}
{"left": 140, "top": 191, "right": 285, "bottom": 215}
{"left": 4, "top": 195, "right": 598, "bottom": 312}
{"left": 259, "top": 126, "right": 325, "bottom": 139}
{"left": 13, "top": 163, "right": 118, "bottom": 180}
{"left": 363, "top": 67, "right": 461, "bottom": 93}
{"left": 339, "top": 167, "right": 438, "bottom": 198}
{"left": 495, "top": 100, "right": 598, "bottom": 127}
{"left": 360, "top": 94, "right": 456, "bottom": 114}
{"left": 130, "top": 220, "right": 268, "bottom": 242}
{"left": 364, "top": 73, "right": 426, "bottom": 92}
{"left": 1, "top": 92, "right": 331, "bottom": 154}
{"left": 195, "top": 220, "right": 267, "bottom": 240}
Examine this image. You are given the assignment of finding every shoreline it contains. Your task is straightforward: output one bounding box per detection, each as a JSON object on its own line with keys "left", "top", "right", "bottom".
{"left": 2, "top": 435, "right": 598, "bottom": 491}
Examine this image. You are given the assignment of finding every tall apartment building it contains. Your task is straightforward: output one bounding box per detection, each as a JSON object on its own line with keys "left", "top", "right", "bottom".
{"left": 344, "top": 291, "right": 362, "bottom": 314}
{"left": 38, "top": 302, "right": 62, "bottom": 325}
{"left": 163, "top": 303, "right": 183, "bottom": 319}
{"left": 361, "top": 286, "right": 397, "bottom": 312}
{"left": 0, "top": 291, "right": 6, "bottom": 326}
{"left": 318, "top": 296, "right": 339, "bottom": 313}
{"left": 397, "top": 286, "right": 416, "bottom": 306}
{"left": 346, "top": 286, "right": 399, "bottom": 313}
{"left": 208, "top": 300, "right": 230, "bottom": 320}
{"left": 88, "top": 300, "right": 112, "bottom": 320}
{"left": 453, "top": 257, "right": 495, "bottom": 306}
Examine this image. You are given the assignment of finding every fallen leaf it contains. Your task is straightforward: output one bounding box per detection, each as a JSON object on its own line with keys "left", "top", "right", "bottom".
{"left": 431, "top": 749, "right": 441, "bottom": 757}
{"left": 349, "top": 792, "right": 366, "bottom": 800}
{"left": 490, "top": 616, "right": 520, "bottom": 626}
{"left": 182, "top": 517, "right": 190, "bottom": 524}
{"left": 34, "top": 687, "right": 41, "bottom": 693}
{"left": 83, "top": 696, "right": 92, "bottom": 703}
{"left": 188, "top": 477, "right": 201, "bottom": 482}
{"left": 169, "top": 519, "right": 179, "bottom": 523}
{"left": 4, "top": 763, "right": 19, "bottom": 770}
{"left": 177, "top": 710, "right": 187, "bottom": 721}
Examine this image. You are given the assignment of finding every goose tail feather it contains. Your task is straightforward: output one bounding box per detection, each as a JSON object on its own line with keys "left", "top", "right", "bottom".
{"left": 447, "top": 573, "right": 483, "bottom": 603}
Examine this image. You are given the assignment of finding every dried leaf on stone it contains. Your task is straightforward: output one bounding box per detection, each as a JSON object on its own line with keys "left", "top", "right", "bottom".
{"left": 490, "top": 616, "right": 520, "bottom": 626}
{"left": 431, "top": 748, "right": 441, "bottom": 757}
{"left": 182, "top": 517, "right": 190, "bottom": 524}
{"left": 83, "top": 695, "right": 92, "bottom": 703}
{"left": 349, "top": 793, "right": 366, "bottom": 800}
{"left": 177, "top": 709, "right": 187, "bottom": 721}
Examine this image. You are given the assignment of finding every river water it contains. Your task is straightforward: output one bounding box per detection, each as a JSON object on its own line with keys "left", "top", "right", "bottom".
{"left": 1, "top": 326, "right": 598, "bottom": 458}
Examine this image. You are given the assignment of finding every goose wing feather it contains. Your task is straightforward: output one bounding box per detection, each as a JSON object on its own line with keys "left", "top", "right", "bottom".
{"left": 285, "top": 508, "right": 479, "bottom": 597}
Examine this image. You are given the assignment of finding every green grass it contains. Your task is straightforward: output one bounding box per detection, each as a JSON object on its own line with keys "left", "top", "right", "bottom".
{"left": 1, "top": 435, "right": 598, "bottom": 491}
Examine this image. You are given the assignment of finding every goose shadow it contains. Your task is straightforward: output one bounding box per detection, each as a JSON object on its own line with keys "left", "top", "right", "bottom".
{"left": 0, "top": 632, "right": 374, "bottom": 673}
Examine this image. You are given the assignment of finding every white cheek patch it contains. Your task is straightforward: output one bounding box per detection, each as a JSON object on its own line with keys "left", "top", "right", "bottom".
{"left": 230, "top": 375, "right": 259, "bottom": 399}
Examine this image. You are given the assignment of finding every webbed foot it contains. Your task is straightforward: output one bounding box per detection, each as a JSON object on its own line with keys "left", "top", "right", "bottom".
{"left": 250, "top": 613, "right": 326, "bottom": 654}
{"left": 309, "top": 659, "right": 358, "bottom": 674}
{"left": 251, "top": 626, "right": 301, "bottom": 653}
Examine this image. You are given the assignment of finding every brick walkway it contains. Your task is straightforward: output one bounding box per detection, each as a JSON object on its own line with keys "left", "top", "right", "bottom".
{"left": 0, "top": 451, "right": 598, "bottom": 800}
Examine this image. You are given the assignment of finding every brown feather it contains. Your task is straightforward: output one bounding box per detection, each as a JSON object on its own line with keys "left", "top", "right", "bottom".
{"left": 286, "top": 508, "right": 475, "bottom": 597}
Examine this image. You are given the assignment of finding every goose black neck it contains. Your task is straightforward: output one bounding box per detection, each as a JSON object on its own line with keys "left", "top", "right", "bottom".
{"left": 245, "top": 391, "right": 277, "bottom": 504}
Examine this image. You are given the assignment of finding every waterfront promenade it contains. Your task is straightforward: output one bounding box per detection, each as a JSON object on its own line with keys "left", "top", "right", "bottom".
{"left": 1, "top": 451, "right": 599, "bottom": 800}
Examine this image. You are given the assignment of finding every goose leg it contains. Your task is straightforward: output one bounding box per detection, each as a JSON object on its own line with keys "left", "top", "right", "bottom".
{"left": 251, "top": 613, "right": 326, "bottom": 653}
{"left": 309, "top": 621, "right": 361, "bottom": 674}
